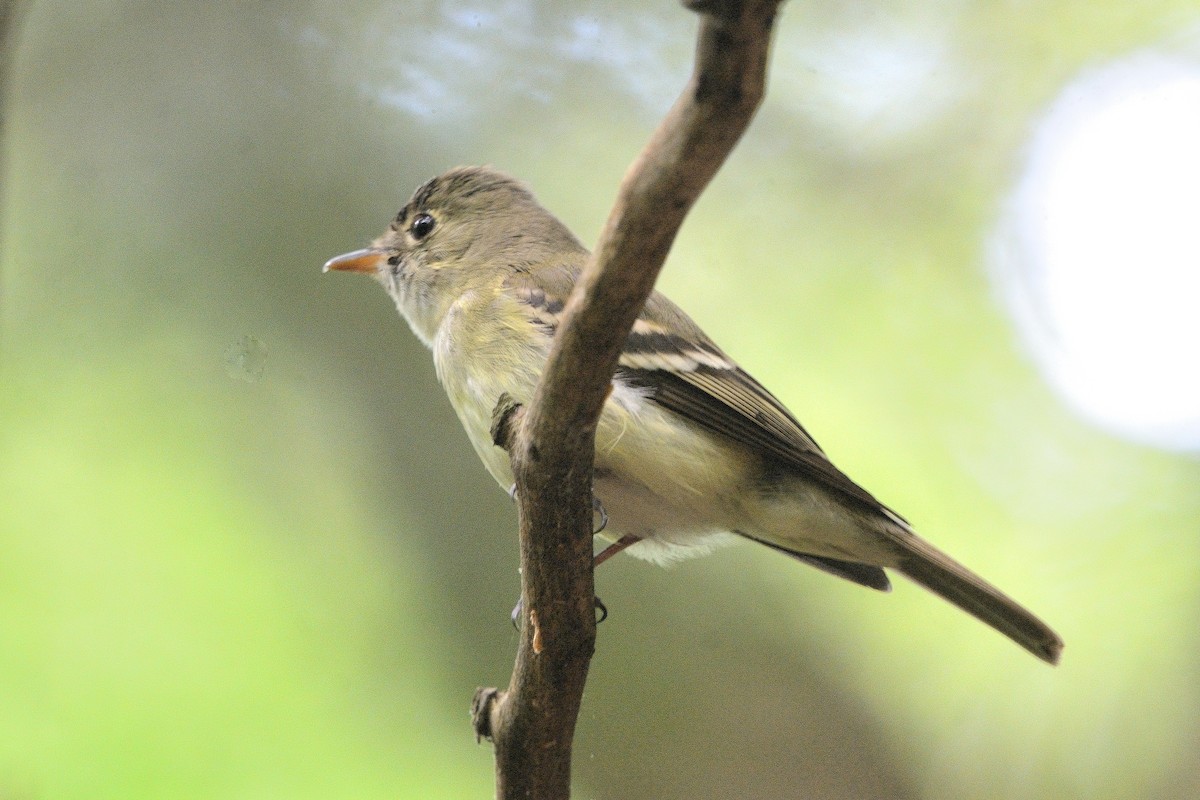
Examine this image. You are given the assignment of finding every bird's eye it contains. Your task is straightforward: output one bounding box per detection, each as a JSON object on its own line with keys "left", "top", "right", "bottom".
{"left": 410, "top": 213, "right": 436, "bottom": 240}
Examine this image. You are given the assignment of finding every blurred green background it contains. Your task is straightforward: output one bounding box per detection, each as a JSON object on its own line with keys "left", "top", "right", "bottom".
{"left": 3, "top": 2, "right": 1199, "bottom": 798}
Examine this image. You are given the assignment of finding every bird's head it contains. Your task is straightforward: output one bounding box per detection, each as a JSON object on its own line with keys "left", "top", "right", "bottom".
{"left": 324, "top": 166, "right": 584, "bottom": 344}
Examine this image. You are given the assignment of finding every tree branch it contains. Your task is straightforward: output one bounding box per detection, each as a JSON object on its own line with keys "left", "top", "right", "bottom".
{"left": 470, "top": 2, "right": 783, "bottom": 797}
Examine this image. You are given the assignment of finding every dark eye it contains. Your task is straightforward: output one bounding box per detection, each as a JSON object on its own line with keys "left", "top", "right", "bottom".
{"left": 410, "top": 213, "right": 435, "bottom": 240}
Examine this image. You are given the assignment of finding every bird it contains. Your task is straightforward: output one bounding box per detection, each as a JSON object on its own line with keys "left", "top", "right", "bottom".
{"left": 324, "top": 165, "right": 1063, "bottom": 665}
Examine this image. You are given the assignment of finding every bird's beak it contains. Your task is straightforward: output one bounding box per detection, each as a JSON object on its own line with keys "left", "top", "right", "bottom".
{"left": 323, "top": 248, "right": 386, "bottom": 274}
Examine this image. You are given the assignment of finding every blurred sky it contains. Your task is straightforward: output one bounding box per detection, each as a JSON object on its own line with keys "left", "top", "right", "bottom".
{"left": 2, "top": 2, "right": 1200, "bottom": 799}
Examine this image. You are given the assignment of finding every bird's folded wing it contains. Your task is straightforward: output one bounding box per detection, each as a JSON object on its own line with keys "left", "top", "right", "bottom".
{"left": 620, "top": 292, "right": 895, "bottom": 517}
{"left": 506, "top": 267, "right": 897, "bottom": 520}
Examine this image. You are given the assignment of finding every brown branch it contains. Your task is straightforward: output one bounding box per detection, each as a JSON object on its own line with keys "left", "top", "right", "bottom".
{"left": 470, "top": 2, "right": 783, "bottom": 798}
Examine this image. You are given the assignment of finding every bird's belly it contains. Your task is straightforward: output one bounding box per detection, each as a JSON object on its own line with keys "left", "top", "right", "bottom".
{"left": 589, "top": 394, "right": 752, "bottom": 563}
{"left": 592, "top": 470, "right": 740, "bottom": 564}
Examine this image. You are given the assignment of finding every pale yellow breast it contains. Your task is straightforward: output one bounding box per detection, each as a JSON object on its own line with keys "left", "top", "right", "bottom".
{"left": 432, "top": 287, "right": 757, "bottom": 554}
{"left": 432, "top": 289, "right": 547, "bottom": 490}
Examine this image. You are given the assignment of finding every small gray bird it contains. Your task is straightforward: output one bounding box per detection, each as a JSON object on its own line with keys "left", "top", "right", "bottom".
{"left": 325, "top": 166, "right": 1063, "bottom": 665}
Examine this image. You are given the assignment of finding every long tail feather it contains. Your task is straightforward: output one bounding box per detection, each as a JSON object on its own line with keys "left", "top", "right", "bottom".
{"left": 894, "top": 534, "right": 1063, "bottom": 665}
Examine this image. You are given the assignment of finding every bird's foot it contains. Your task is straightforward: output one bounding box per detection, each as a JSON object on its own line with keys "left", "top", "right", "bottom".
{"left": 509, "top": 595, "right": 608, "bottom": 628}
{"left": 592, "top": 494, "right": 608, "bottom": 535}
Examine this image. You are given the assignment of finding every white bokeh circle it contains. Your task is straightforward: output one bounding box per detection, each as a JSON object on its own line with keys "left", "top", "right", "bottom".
{"left": 993, "top": 53, "right": 1200, "bottom": 452}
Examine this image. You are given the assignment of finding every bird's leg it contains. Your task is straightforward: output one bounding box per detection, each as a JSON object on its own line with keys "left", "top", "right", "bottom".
{"left": 589, "top": 495, "right": 635, "bottom": 618}
{"left": 508, "top": 496, "right": 635, "bottom": 627}
{"left": 593, "top": 534, "right": 641, "bottom": 567}
{"left": 591, "top": 495, "right": 638, "bottom": 566}
{"left": 507, "top": 493, "right": 616, "bottom": 627}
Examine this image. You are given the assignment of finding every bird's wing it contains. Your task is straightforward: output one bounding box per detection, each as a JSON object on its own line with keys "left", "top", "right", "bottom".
{"left": 504, "top": 267, "right": 896, "bottom": 518}
{"left": 631, "top": 290, "right": 899, "bottom": 515}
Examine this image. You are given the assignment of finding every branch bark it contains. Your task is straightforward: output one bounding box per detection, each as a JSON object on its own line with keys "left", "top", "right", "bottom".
{"left": 471, "top": 2, "right": 783, "bottom": 797}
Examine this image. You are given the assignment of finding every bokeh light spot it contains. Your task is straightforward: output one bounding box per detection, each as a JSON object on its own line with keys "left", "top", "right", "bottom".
{"left": 993, "top": 53, "right": 1200, "bottom": 451}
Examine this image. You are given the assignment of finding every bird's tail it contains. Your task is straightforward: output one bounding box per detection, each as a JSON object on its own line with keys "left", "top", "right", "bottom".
{"left": 890, "top": 528, "right": 1063, "bottom": 665}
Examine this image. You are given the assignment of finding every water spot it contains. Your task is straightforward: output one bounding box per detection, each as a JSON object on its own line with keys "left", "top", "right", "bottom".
{"left": 224, "top": 335, "right": 268, "bottom": 383}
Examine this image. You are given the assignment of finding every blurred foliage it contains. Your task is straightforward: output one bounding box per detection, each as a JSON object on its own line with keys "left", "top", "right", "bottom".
{"left": 2, "top": 1, "right": 1199, "bottom": 798}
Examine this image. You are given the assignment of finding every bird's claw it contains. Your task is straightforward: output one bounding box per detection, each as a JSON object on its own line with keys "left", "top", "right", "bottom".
{"left": 504, "top": 493, "right": 609, "bottom": 629}
{"left": 592, "top": 495, "right": 608, "bottom": 535}
{"left": 508, "top": 595, "right": 608, "bottom": 628}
